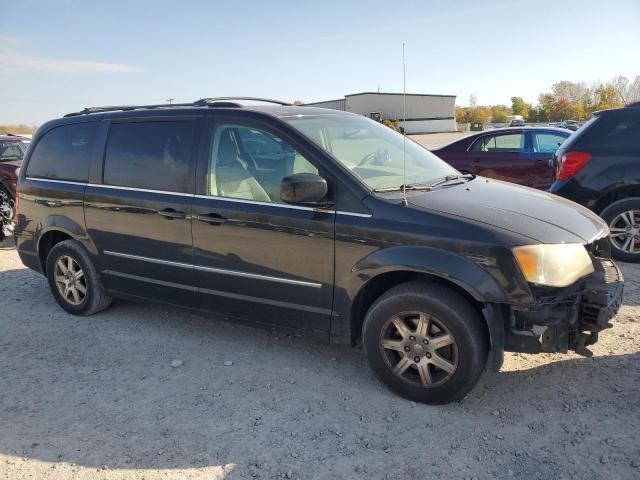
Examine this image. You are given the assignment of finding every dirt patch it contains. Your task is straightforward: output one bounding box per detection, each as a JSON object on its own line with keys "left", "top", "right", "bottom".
{"left": 0, "top": 237, "right": 638, "bottom": 479}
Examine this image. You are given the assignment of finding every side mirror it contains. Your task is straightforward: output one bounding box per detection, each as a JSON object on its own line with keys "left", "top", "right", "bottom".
{"left": 280, "top": 173, "right": 328, "bottom": 205}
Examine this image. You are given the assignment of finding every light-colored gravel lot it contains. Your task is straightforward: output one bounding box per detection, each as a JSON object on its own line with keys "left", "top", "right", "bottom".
{"left": 1, "top": 233, "right": 639, "bottom": 480}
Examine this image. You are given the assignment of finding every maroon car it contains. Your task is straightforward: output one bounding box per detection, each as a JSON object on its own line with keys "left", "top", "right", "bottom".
{"left": 432, "top": 127, "right": 571, "bottom": 190}
{"left": 0, "top": 134, "right": 29, "bottom": 239}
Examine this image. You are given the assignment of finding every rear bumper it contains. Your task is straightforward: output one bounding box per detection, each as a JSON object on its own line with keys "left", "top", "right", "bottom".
{"left": 505, "top": 256, "right": 623, "bottom": 354}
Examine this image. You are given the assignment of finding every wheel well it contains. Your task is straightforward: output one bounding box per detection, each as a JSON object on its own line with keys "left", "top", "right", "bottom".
{"left": 594, "top": 186, "right": 640, "bottom": 215}
{"left": 38, "top": 230, "right": 72, "bottom": 273}
{"left": 351, "top": 271, "right": 487, "bottom": 345}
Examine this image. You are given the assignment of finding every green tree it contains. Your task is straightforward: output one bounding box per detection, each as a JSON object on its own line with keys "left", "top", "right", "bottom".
{"left": 525, "top": 103, "right": 537, "bottom": 122}
{"left": 537, "top": 93, "right": 554, "bottom": 122}
{"left": 455, "top": 106, "right": 468, "bottom": 123}
{"left": 510, "top": 96, "right": 529, "bottom": 119}
{"left": 592, "top": 84, "right": 624, "bottom": 111}
{"left": 490, "top": 105, "right": 511, "bottom": 123}
{"left": 468, "top": 106, "right": 491, "bottom": 124}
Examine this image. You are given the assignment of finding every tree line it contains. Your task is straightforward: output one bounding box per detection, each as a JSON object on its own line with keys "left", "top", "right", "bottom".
{"left": 0, "top": 124, "right": 38, "bottom": 135}
{"left": 455, "top": 75, "right": 640, "bottom": 124}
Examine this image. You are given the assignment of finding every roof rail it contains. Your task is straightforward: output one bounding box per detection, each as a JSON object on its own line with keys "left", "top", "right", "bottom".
{"left": 194, "top": 96, "right": 291, "bottom": 106}
{"left": 63, "top": 97, "right": 292, "bottom": 117}
{"left": 63, "top": 103, "right": 197, "bottom": 118}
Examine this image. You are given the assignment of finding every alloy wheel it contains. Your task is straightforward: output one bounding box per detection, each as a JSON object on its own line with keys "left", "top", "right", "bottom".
{"left": 380, "top": 311, "right": 458, "bottom": 387}
{"left": 54, "top": 255, "right": 87, "bottom": 305}
{"left": 609, "top": 210, "right": 640, "bottom": 254}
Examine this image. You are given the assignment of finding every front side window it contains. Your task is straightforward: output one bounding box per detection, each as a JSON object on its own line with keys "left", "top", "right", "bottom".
{"left": 470, "top": 133, "right": 524, "bottom": 153}
{"left": 207, "top": 124, "right": 318, "bottom": 203}
{"left": 104, "top": 121, "right": 195, "bottom": 192}
{"left": 26, "top": 123, "right": 96, "bottom": 181}
{"left": 532, "top": 132, "right": 567, "bottom": 153}
{"left": 282, "top": 114, "right": 456, "bottom": 190}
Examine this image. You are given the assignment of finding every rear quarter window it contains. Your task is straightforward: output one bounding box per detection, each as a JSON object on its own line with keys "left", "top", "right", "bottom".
{"left": 26, "top": 123, "right": 96, "bottom": 181}
{"left": 575, "top": 112, "right": 640, "bottom": 154}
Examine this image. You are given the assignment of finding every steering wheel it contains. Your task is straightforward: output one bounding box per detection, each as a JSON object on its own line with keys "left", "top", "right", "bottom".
{"left": 357, "top": 148, "right": 391, "bottom": 167}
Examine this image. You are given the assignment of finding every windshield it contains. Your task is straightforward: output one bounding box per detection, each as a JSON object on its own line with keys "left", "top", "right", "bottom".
{"left": 0, "top": 140, "right": 26, "bottom": 162}
{"left": 282, "top": 114, "right": 457, "bottom": 190}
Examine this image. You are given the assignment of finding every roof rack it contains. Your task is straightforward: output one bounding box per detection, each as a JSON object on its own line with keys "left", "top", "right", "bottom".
{"left": 194, "top": 96, "right": 291, "bottom": 106}
{"left": 64, "top": 97, "right": 291, "bottom": 117}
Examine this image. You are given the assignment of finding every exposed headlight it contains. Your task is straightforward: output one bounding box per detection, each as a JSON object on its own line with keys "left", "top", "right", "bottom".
{"left": 512, "top": 243, "right": 594, "bottom": 287}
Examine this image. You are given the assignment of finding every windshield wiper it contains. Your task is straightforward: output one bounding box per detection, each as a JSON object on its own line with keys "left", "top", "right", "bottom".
{"left": 423, "top": 173, "right": 475, "bottom": 189}
{"left": 373, "top": 173, "right": 475, "bottom": 193}
{"left": 373, "top": 184, "right": 436, "bottom": 193}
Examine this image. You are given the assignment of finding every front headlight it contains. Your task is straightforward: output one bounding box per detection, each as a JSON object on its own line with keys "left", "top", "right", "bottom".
{"left": 512, "top": 243, "right": 594, "bottom": 287}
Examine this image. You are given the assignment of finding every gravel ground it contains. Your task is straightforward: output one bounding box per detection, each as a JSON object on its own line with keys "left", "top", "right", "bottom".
{"left": 0, "top": 234, "right": 639, "bottom": 480}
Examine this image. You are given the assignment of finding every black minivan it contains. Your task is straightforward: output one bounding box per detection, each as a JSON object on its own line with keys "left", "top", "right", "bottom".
{"left": 15, "top": 98, "right": 623, "bottom": 404}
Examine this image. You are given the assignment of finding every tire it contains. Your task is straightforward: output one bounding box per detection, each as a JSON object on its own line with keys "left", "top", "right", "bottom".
{"left": 45, "top": 239, "right": 112, "bottom": 315}
{"left": 600, "top": 198, "right": 640, "bottom": 263}
{"left": 0, "top": 185, "right": 14, "bottom": 241}
{"left": 362, "top": 281, "right": 488, "bottom": 405}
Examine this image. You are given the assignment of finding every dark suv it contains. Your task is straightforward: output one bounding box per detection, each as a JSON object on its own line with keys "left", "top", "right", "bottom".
{"left": 550, "top": 103, "right": 640, "bottom": 262}
{"left": 15, "top": 98, "right": 623, "bottom": 404}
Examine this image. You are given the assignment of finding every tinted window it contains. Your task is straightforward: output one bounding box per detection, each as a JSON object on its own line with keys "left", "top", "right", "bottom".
{"left": 577, "top": 112, "right": 640, "bottom": 153}
{"left": 26, "top": 123, "right": 95, "bottom": 181}
{"left": 471, "top": 133, "right": 524, "bottom": 153}
{"left": 532, "top": 132, "right": 567, "bottom": 153}
{"left": 104, "top": 121, "right": 195, "bottom": 192}
{"left": 207, "top": 124, "right": 318, "bottom": 202}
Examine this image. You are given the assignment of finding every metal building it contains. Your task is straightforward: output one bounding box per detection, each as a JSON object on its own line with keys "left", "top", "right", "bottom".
{"left": 306, "top": 92, "right": 456, "bottom": 134}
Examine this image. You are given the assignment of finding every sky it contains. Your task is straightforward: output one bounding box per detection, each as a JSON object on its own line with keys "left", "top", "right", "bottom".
{"left": 1, "top": 0, "right": 639, "bottom": 124}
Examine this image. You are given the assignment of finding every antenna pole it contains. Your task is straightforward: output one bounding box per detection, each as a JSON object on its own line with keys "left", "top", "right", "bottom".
{"left": 401, "top": 43, "right": 408, "bottom": 207}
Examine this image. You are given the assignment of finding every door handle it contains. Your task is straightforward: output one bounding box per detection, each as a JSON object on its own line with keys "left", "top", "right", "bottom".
{"left": 195, "top": 212, "right": 227, "bottom": 225}
{"left": 157, "top": 208, "right": 186, "bottom": 219}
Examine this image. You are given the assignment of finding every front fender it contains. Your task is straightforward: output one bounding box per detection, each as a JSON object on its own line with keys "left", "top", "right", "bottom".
{"left": 330, "top": 245, "right": 532, "bottom": 366}
{"left": 348, "top": 245, "right": 513, "bottom": 304}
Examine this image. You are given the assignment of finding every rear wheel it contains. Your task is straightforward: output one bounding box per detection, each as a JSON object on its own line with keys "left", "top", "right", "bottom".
{"left": 362, "top": 282, "right": 488, "bottom": 405}
{"left": 45, "top": 239, "right": 112, "bottom": 315}
{"left": 601, "top": 198, "right": 640, "bottom": 263}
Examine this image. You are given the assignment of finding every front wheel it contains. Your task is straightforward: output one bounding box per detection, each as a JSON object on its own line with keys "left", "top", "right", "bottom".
{"left": 362, "top": 282, "right": 488, "bottom": 405}
{"left": 601, "top": 198, "right": 640, "bottom": 263}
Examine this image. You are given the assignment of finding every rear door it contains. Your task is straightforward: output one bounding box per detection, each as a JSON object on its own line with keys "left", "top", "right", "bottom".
{"left": 528, "top": 130, "right": 570, "bottom": 189}
{"left": 468, "top": 131, "right": 530, "bottom": 185}
{"left": 84, "top": 116, "right": 202, "bottom": 306}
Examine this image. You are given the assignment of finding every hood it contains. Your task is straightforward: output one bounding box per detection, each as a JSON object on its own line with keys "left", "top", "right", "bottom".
{"left": 408, "top": 177, "right": 607, "bottom": 244}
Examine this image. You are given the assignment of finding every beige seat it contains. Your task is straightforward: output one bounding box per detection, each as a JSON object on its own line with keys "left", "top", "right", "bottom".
{"left": 215, "top": 130, "right": 271, "bottom": 202}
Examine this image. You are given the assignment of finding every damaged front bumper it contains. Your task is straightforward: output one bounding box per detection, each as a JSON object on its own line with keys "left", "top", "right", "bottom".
{"left": 504, "top": 256, "right": 624, "bottom": 356}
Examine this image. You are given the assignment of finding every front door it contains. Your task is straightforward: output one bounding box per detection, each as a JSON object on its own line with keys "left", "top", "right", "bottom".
{"left": 192, "top": 115, "right": 335, "bottom": 335}
{"left": 84, "top": 117, "right": 201, "bottom": 306}
{"left": 468, "top": 131, "right": 530, "bottom": 185}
